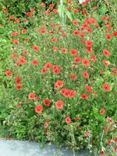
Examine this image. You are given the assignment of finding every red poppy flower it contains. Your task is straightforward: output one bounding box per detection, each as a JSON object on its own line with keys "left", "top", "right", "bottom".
{"left": 40, "top": 67, "right": 48, "bottom": 74}
{"left": 72, "top": 30, "right": 80, "bottom": 36}
{"left": 74, "top": 9, "right": 79, "bottom": 13}
{"left": 70, "top": 49, "right": 77, "bottom": 56}
{"left": 80, "top": 93, "right": 88, "bottom": 100}
{"left": 72, "top": 20, "right": 78, "bottom": 26}
{"left": 100, "top": 108, "right": 106, "bottom": 115}
{"left": 106, "top": 34, "right": 112, "bottom": 40}
{"left": 61, "top": 48, "right": 67, "bottom": 54}
{"left": 74, "top": 56, "right": 81, "bottom": 63}
{"left": 55, "top": 100, "right": 64, "bottom": 110}
{"left": 35, "top": 105, "right": 43, "bottom": 114}
{"left": 102, "top": 83, "right": 111, "bottom": 92}
{"left": 113, "top": 31, "right": 117, "bottom": 37}
{"left": 90, "top": 55, "right": 97, "bottom": 63}
{"left": 21, "top": 29, "right": 27, "bottom": 34}
{"left": 40, "top": 26, "right": 46, "bottom": 34}
{"left": 12, "top": 39, "right": 19, "bottom": 44}
{"left": 82, "top": 59, "right": 90, "bottom": 67}
{"left": 85, "top": 40, "right": 93, "bottom": 48}
{"left": 15, "top": 76, "right": 21, "bottom": 84}
{"left": 52, "top": 46, "right": 58, "bottom": 52}
{"left": 65, "top": 117, "right": 72, "bottom": 124}
{"left": 103, "top": 49, "right": 111, "bottom": 57}
{"left": 16, "top": 83, "right": 22, "bottom": 90}
{"left": 43, "top": 99, "right": 51, "bottom": 107}
{"left": 44, "top": 62, "right": 53, "bottom": 69}
{"left": 31, "top": 60, "right": 39, "bottom": 66}
{"left": 17, "top": 56, "right": 26, "bottom": 65}
{"left": 51, "top": 38, "right": 58, "bottom": 43}
{"left": 52, "top": 65, "right": 61, "bottom": 74}
{"left": 11, "top": 31, "right": 18, "bottom": 36}
{"left": 82, "top": 71, "right": 89, "bottom": 79}
{"left": 32, "top": 45, "right": 40, "bottom": 52}
{"left": 5, "top": 70, "right": 12, "bottom": 77}
{"left": 102, "top": 60, "right": 110, "bottom": 67}
{"left": 61, "top": 88, "right": 76, "bottom": 98}
{"left": 85, "top": 86, "right": 92, "bottom": 93}
{"left": 54, "top": 80, "right": 64, "bottom": 89}
{"left": 28, "top": 93, "right": 35, "bottom": 100}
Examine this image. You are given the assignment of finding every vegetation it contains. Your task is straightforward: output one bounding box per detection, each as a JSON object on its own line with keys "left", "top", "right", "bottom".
{"left": 0, "top": 0, "right": 117, "bottom": 155}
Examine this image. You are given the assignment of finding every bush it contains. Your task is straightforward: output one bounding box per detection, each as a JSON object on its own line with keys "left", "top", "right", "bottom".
{"left": 1, "top": 0, "right": 117, "bottom": 155}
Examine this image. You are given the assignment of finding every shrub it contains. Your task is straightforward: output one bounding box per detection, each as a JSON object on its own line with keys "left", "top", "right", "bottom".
{"left": 1, "top": 0, "right": 117, "bottom": 155}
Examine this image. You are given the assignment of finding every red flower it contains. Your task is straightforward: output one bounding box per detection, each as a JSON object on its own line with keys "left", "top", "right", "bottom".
{"left": 35, "top": 105, "right": 43, "bottom": 114}
{"left": 72, "top": 20, "right": 78, "bottom": 26}
{"left": 113, "top": 31, "right": 117, "bottom": 37}
{"left": 80, "top": 93, "right": 88, "bottom": 100}
{"left": 61, "top": 48, "right": 67, "bottom": 54}
{"left": 43, "top": 99, "right": 51, "bottom": 107}
{"left": 82, "top": 59, "right": 90, "bottom": 67}
{"left": 85, "top": 86, "right": 92, "bottom": 93}
{"left": 21, "top": 29, "right": 27, "bottom": 34}
{"left": 12, "top": 39, "right": 19, "bottom": 44}
{"left": 40, "top": 67, "right": 48, "bottom": 74}
{"left": 74, "top": 56, "right": 81, "bottom": 63}
{"left": 100, "top": 108, "right": 106, "bottom": 115}
{"left": 52, "top": 46, "right": 58, "bottom": 52}
{"left": 103, "top": 49, "right": 111, "bottom": 57}
{"left": 105, "top": 34, "right": 112, "bottom": 40}
{"left": 72, "top": 30, "right": 80, "bottom": 36}
{"left": 102, "top": 83, "right": 111, "bottom": 92}
{"left": 17, "top": 56, "right": 26, "bottom": 65}
{"left": 61, "top": 88, "right": 76, "bottom": 98}
{"left": 51, "top": 38, "right": 58, "bottom": 43}
{"left": 55, "top": 100, "right": 64, "bottom": 110}
{"left": 102, "top": 60, "right": 110, "bottom": 67}
{"left": 69, "top": 74, "right": 77, "bottom": 81}
{"left": 31, "top": 60, "right": 39, "bottom": 66}
{"left": 11, "top": 31, "right": 18, "bottom": 36}
{"left": 90, "top": 55, "right": 97, "bottom": 63}
{"left": 65, "top": 117, "right": 72, "bottom": 124}
{"left": 53, "top": 65, "right": 61, "bottom": 74}
{"left": 85, "top": 40, "right": 93, "bottom": 48}
{"left": 5, "top": 70, "right": 12, "bottom": 77}
{"left": 74, "top": 9, "right": 79, "bottom": 13}
{"left": 54, "top": 80, "right": 64, "bottom": 89}
{"left": 70, "top": 49, "right": 77, "bottom": 56}
{"left": 28, "top": 93, "right": 35, "bottom": 100}
{"left": 44, "top": 62, "right": 53, "bottom": 69}
{"left": 82, "top": 71, "right": 89, "bottom": 79}
{"left": 40, "top": 26, "right": 46, "bottom": 34}
{"left": 15, "top": 76, "right": 21, "bottom": 84}
{"left": 32, "top": 45, "right": 40, "bottom": 52}
{"left": 16, "top": 83, "right": 22, "bottom": 90}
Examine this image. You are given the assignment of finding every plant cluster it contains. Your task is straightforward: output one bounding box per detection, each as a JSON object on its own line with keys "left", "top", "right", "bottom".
{"left": 0, "top": 0, "right": 117, "bottom": 156}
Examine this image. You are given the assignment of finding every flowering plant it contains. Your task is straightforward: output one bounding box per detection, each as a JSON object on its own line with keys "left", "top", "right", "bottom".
{"left": 1, "top": 0, "right": 117, "bottom": 155}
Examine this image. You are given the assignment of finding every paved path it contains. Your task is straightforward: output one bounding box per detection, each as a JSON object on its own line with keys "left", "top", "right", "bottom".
{"left": 0, "top": 139, "right": 92, "bottom": 156}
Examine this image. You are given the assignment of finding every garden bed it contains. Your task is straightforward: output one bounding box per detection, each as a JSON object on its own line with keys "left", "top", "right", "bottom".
{"left": 0, "top": 0, "right": 117, "bottom": 156}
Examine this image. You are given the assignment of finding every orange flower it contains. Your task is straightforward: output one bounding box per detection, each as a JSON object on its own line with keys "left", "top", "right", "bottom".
{"left": 55, "top": 100, "right": 64, "bottom": 110}
{"left": 35, "top": 105, "right": 43, "bottom": 114}
{"left": 28, "top": 93, "right": 35, "bottom": 100}
{"left": 99, "top": 108, "right": 106, "bottom": 115}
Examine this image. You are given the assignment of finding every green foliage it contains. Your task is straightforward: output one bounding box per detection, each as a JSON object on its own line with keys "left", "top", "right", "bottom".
{"left": 0, "top": 1, "right": 117, "bottom": 156}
